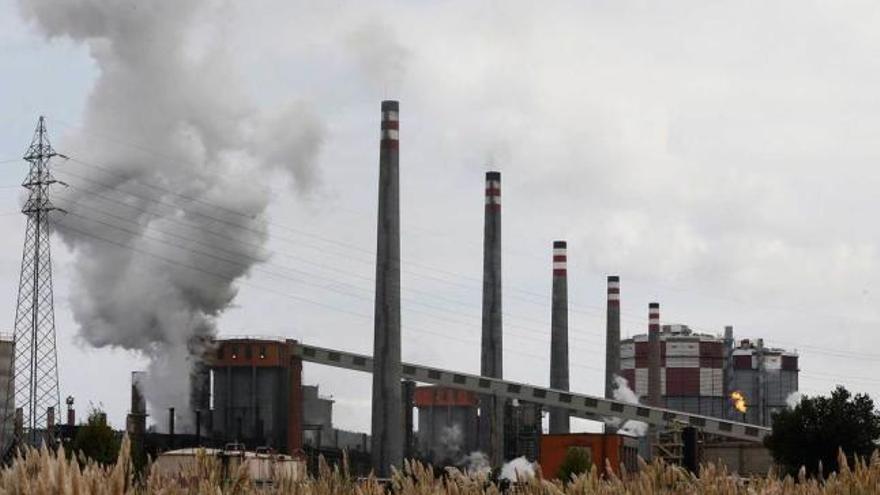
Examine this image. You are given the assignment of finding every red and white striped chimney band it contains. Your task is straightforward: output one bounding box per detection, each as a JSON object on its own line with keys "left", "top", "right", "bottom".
{"left": 380, "top": 101, "right": 399, "bottom": 149}
{"left": 649, "top": 303, "right": 660, "bottom": 325}
{"left": 607, "top": 276, "right": 620, "bottom": 302}
{"left": 553, "top": 241, "right": 567, "bottom": 276}
{"left": 485, "top": 171, "right": 501, "bottom": 208}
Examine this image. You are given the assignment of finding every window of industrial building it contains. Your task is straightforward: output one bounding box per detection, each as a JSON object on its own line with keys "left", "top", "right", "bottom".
{"left": 217, "top": 347, "right": 224, "bottom": 359}
{"left": 245, "top": 345, "right": 252, "bottom": 359}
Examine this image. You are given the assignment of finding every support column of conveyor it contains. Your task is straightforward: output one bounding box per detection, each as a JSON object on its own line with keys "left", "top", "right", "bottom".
{"left": 294, "top": 343, "right": 770, "bottom": 443}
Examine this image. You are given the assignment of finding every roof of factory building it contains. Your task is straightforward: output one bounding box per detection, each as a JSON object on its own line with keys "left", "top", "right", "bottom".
{"left": 214, "top": 335, "right": 292, "bottom": 343}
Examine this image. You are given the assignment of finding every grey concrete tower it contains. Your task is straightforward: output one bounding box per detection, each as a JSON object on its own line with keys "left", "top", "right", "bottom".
{"left": 371, "top": 100, "right": 403, "bottom": 476}
{"left": 756, "top": 338, "right": 766, "bottom": 426}
{"left": 722, "top": 326, "right": 735, "bottom": 419}
{"left": 604, "top": 276, "right": 621, "bottom": 399}
{"left": 647, "top": 302, "right": 662, "bottom": 407}
{"left": 479, "top": 171, "right": 504, "bottom": 465}
{"left": 549, "top": 241, "right": 570, "bottom": 434}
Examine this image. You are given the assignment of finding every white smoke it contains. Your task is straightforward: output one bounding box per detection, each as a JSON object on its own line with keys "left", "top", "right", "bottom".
{"left": 438, "top": 424, "right": 463, "bottom": 460}
{"left": 461, "top": 451, "right": 491, "bottom": 476}
{"left": 19, "top": 0, "right": 322, "bottom": 431}
{"left": 786, "top": 391, "right": 804, "bottom": 409}
{"left": 499, "top": 456, "right": 536, "bottom": 482}
{"left": 608, "top": 375, "right": 649, "bottom": 437}
{"left": 611, "top": 375, "right": 640, "bottom": 404}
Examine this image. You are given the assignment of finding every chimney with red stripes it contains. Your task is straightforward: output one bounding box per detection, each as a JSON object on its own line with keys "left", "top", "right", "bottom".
{"left": 549, "top": 240, "right": 570, "bottom": 434}
{"left": 479, "top": 171, "right": 504, "bottom": 466}
{"left": 648, "top": 302, "right": 662, "bottom": 407}
{"left": 371, "top": 100, "right": 403, "bottom": 475}
{"left": 604, "top": 276, "right": 620, "bottom": 399}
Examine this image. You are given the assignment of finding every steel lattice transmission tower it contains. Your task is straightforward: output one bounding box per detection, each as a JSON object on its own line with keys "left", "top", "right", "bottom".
{"left": 6, "top": 116, "right": 64, "bottom": 446}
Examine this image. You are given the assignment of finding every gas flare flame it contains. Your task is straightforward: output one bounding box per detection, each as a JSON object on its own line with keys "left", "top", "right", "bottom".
{"left": 730, "top": 391, "right": 748, "bottom": 413}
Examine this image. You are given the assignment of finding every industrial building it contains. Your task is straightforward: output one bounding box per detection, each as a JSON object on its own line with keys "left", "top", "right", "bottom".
{"left": 414, "top": 386, "right": 479, "bottom": 463}
{"left": 620, "top": 324, "right": 798, "bottom": 426}
{"left": 730, "top": 338, "right": 799, "bottom": 426}
{"left": 301, "top": 384, "right": 370, "bottom": 454}
{"left": 209, "top": 337, "right": 303, "bottom": 453}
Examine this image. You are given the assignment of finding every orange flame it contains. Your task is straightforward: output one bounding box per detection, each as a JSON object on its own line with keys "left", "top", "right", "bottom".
{"left": 730, "top": 391, "right": 748, "bottom": 413}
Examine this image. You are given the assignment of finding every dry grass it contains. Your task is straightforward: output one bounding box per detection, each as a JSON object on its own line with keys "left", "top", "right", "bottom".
{"left": 0, "top": 438, "right": 878, "bottom": 494}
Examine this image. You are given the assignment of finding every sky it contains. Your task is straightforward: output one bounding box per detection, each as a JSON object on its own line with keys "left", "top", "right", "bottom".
{"left": 0, "top": 0, "right": 879, "bottom": 434}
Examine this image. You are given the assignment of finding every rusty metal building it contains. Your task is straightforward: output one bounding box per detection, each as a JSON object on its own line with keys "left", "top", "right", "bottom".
{"left": 209, "top": 337, "right": 303, "bottom": 453}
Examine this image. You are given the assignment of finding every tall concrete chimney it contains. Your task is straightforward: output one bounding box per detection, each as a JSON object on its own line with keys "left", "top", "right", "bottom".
{"left": 371, "top": 100, "right": 403, "bottom": 476}
{"left": 647, "top": 302, "right": 662, "bottom": 407}
{"left": 168, "top": 407, "right": 176, "bottom": 449}
{"left": 757, "top": 338, "right": 766, "bottom": 426}
{"left": 604, "top": 276, "right": 621, "bottom": 399}
{"left": 549, "top": 241, "right": 570, "bottom": 434}
{"left": 722, "top": 326, "right": 735, "bottom": 419}
{"left": 479, "top": 171, "right": 504, "bottom": 465}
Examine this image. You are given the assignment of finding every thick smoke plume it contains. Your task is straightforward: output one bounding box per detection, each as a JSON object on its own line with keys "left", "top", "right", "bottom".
{"left": 20, "top": 0, "right": 322, "bottom": 430}
{"left": 499, "top": 457, "right": 536, "bottom": 482}
{"left": 607, "top": 375, "right": 648, "bottom": 437}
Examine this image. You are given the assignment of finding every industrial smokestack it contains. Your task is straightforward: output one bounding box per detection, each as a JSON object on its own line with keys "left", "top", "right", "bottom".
{"left": 549, "top": 240, "right": 570, "bottom": 434}
{"left": 722, "top": 326, "right": 735, "bottom": 420}
{"left": 127, "top": 371, "right": 148, "bottom": 439}
{"left": 757, "top": 338, "right": 766, "bottom": 426}
{"left": 131, "top": 372, "right": 147, "bottom": 415}
{"left": 66, "top": 397, "right": 75, "bottom": 427}
{"left": 605, "top": 275, "right": 621, "bottom": 399}
{"left": 371, "top": 100, "right": 403, "bottom": 476}
{"left": 168, "top": 407, "right": 176, "bottom": 449}
{"left": 480, "top": 171, "right": 504, "bottom": 465}
{"left": 647, "top": 303, "right": 662, "bottom": 407}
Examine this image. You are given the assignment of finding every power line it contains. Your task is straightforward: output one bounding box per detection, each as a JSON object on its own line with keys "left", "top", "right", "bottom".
{"left": 50, "top": 166, "right": 616, "bottom": 345}
{"left": 51, "top": 159, "right": 880, "bottom": 363}
{"left": 49, "top": 215, "right": 611, "bottom": 375}
{"left": 54, "top": 203, "right": 608, "bottom": 354}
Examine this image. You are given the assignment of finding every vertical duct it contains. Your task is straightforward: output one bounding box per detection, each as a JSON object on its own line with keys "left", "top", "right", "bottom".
{"left": 549, "top": 241, "right": 569, "bottom": 434}
{"left": 647, "top": 303, "right": 662, "bottom": 407}
{"left": 722, "top": 326, "right": 734, "bottom": 420}
{"left": 66, "top": 397, "right": 74, "bottom": 427}
{"left": 480, "top": 171, "right": 504, "bottom": 465}
{"left": 401, "top": 380, "right": 415, "bottom": 460}
{"left": 371, "top": 100, "right": 403, "bottom": 476}
{"left": 605, "top": 275, "right": 621, "bottom": 399}
{"left": 287, "top": 344, "right": 304, "bottom": 455}
{"left": 168, "top": 407, "right": 176, "bottom": 449}
{"left": 757, "top": 338, "right": 766, "bottom": 426}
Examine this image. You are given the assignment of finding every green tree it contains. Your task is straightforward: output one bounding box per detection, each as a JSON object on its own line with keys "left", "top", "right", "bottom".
{"left": 557, "top": 447, "right": 592, "bottom": 481}
{"left": 764, "top": 386, "right": 880, "bottom": 476}
{"left": 72, "top": 408, "right": 120, "bottom": 465}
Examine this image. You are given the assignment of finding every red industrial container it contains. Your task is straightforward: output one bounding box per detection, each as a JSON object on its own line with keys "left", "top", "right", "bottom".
{"left": 539, "top": 433, "right": 640, "bottom": 479}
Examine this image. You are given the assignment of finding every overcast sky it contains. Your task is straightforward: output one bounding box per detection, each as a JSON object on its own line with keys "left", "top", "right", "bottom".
{"left": 1, "top": 0, "right": 879, "bottom": 433}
